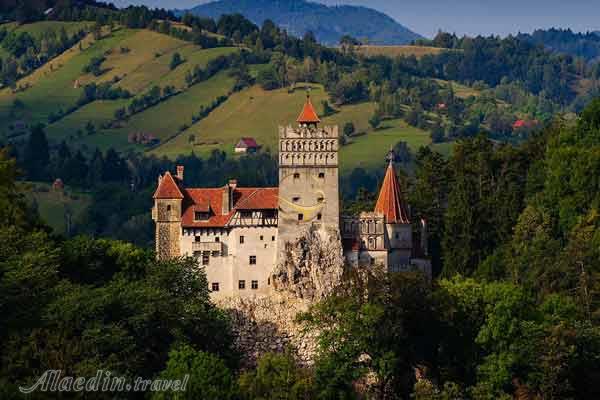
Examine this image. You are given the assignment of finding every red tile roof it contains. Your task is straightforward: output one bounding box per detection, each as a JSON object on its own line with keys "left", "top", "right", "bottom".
{"left": 297, "top": 96, "right": 321, "bottom": 124}
{"left": 236, "top": 137, "right": 259, "bottom": 148}
{"left": 153, "top": 172, "right": 184, "bottom": 199}
{"left": 181, "top": 187, "right": 278, "bottom": 228}
{"left": 374, "top": 162, "right": 410, "bottom": 224}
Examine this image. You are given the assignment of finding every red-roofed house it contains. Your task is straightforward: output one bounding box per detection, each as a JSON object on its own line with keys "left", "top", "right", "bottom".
{"left": 234, "top": 137, "right": 260, "bottom": 153}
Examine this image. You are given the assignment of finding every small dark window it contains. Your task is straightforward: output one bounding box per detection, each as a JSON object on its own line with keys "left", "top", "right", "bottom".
{"left": 239, "top": 280, "right": 246, "bottom": 290}
{"left": 298, "top": 214, "right": 304, "bottom": 221}
{"left": 166, "top": 205, "right": 171, "bottom": 211}
{"left": 240, "top": 236, "right": 245, "bottom": 244}
{"left": 215, "top": 237, "right": 220, "bottom": 242}
{"left": 211, "top": 282, "right": 219, "bottom": 292}
{"left": 251, "top": 280, "right": 259, "bottom": 290}
{"left": 241, "top": 211, "right": 252, "bottom": 218}
{"left": 395, "top": 233, "right": 399, "bottom": 239}
{"left": 272, "top": 236, "right": 276, "bottom": 241}
{"left": 317, "top": 213, "right": 322, "bottom": 221}
{"left": 292, "top": 197, "right": 300, "bottom": 203}
{"left": 318, "top": 172, "right": 325, "bottom": 178}
{"left": 202, "top": 253, "right": 209, "bottom": 266}
{"left": 293, "top": 173, "right": 300, "bottom": 179}
{"left": 195, "top": 211, "right": 209, "bottom": 221}
{"left": 249, "top": 256, "right": 256, "bottom": 265}
{"left": 195, "top": 236, "right": 201, "bottom": 242}
{"left": 317, "top": 197, "right": 324, "bottom": 203}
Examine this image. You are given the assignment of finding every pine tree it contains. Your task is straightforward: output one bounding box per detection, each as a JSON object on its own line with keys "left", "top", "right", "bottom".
{"left": 23, "top": 124, "right": 49, "bottom": 181}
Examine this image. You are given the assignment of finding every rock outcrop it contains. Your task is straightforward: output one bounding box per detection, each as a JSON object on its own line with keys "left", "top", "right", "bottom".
{"left": 218, "top": 226, "right": 345, "bottom": 367}
{"left": 272, "top": 226, "right": 344, "bottom": 301}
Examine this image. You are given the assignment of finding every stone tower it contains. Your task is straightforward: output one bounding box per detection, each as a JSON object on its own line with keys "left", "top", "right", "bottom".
{"left": 277, "top": 95, "right": 340, "bottom": 255}
{"left": 152, "top": 168, "right": 184, "bottom": 260}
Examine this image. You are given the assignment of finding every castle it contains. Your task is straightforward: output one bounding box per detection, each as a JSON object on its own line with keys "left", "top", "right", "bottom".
{"left": 152, "top": 96, "right": 431, "bottom": 298}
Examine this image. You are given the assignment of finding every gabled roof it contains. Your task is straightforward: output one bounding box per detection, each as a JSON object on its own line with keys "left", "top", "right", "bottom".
{"left": 153, "top": 171, "right": 184, "bottom": 199}
{"left": 236, "top": 137, "right": 259, "bottom": 148}
{"left": 181, "top": 187, "right": 278, "bottom": 228}
{"left": 374, "top": 162, "right": 410, "bottom": 224}
{"left": 297, "top": 96, "right": 321, "bottom": 124}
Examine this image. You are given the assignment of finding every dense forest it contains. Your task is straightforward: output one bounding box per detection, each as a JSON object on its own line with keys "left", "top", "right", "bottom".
{"left": 2, "top": 98, "right": 599, "bottom": 400}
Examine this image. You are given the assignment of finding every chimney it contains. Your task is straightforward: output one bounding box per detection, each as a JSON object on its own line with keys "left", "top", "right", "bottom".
{"left": 222, "top": 180, "right": 237, "bottom": 214}
{"left": 176, "top": 165, "right": 184, "bottom": 181}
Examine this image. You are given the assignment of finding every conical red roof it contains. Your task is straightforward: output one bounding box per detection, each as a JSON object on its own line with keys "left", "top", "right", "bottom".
{"left": 374, "top": 162, "right": 410, "bottom": 224}
{"left": 153, "top": 171, "right": 184, "bottom": 199}
{"left": 297, "top": 96, "right": 321, "bottom": 124}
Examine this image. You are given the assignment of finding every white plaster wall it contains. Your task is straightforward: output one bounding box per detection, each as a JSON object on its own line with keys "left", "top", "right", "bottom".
{"left": 180, "top": 226, "right": 278, "bottom": 299}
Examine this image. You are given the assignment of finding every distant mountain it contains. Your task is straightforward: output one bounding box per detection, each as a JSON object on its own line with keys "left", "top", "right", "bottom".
{"left": 184, "top": 0, "right": 422, "bottom": 45}
{"left": 518, "top": 28, "right": 600, "bottom": 62}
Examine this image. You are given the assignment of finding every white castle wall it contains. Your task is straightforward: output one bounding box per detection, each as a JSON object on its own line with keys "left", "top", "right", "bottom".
{"left": 180, "top": 226, "right": 278, "bottom": 299}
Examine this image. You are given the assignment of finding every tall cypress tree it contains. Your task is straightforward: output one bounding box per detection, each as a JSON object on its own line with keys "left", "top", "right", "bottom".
{"left": 23, "top": 124, "right": 49, "bottom": 181}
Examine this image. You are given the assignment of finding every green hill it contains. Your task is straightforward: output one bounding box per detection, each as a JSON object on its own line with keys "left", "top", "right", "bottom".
{"left": 0, "top": 21, "right": 446, "bottom": 172}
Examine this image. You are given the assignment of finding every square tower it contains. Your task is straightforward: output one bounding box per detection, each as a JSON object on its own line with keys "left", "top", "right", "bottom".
{"left": 277, "top": 95, "right": 340, "bottom": 255}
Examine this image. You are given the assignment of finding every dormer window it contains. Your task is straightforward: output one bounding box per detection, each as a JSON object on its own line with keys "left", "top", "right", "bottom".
{"left": 194, "top": 211, "right": 210, "bottom": 221}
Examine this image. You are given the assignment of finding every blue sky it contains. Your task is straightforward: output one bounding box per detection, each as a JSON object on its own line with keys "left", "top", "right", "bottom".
{"left": 112, "top": 0, "right": 600, "bottom": 38}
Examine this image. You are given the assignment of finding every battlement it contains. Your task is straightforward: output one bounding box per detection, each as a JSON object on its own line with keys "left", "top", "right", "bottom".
{"left": 278, "top": 125, "right": 339, "bottom": 167}
{"left": 279, "top": 125, "right": 339, "bottom": 139}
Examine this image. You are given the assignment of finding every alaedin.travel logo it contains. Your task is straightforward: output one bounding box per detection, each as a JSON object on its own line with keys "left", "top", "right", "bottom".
{"left": 19, "top": 370, "right": 189, "bottom": 394}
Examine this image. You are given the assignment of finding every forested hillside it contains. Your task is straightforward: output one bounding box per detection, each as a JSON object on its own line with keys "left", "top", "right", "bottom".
{"left": 518, "top": 28, "right": 600, "bottom": 63}
{"left": 185, "top": 0, "right": 422, "bottom": 45}
{"left": 2, "top": 98, "right": 599, "bottom": 399}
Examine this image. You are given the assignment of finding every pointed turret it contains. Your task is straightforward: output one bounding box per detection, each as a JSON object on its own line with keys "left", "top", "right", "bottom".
{"left": 296, "top": 93, "right": 321, "bottom": 125}
{"left": 374, "top": 152, "right": 410, "bottom": 224}
{"left": 153, "top": 171, "right": 184, "bottom": 199}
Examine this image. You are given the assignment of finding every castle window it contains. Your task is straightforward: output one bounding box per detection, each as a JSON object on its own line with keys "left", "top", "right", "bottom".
{"left": 251, "top": 280, "right": 259, "bottom": 290}
{"left": 239, "top": 236, "right": 245, "bottom": 244}
{"left": 317, "top": 197, "right": 324, "bottom": 203}
{"left": 249, "top": 256, "right": 256, "bottom": 265}
{"left": 272, "top": 236, "right": 276, "bottom": 241}
{"left": 292, "top": 196, "right": 300, "bottom": 203}
{"left": 195, "top": 211, "right": 210, "bottom": 221}
{"left": 166, "top": 205, "right": 171, "bottom": 211}
{"left": 260, "top": 235, "right": 264, "bottom": 241}
{"left": 395, "top": 233, "right": 399, "bottom": 239}
{"left": 202, "top": 253, "right": 209, "bottom": 266}
{"left": 293, "top": 173, "right": 300, "bottom": 179}
{"left": 239, "top": 280, "right": 246, "bottom": 290}
{"left": 317, "top": 213, "right": 322, "bottom": 221}
{"left": 211, "top": 283, "right": 219, "bottom": 292}
{"left": 215, "top": 237, "right": 220, "bottom": 242}
{"left": 318, "top": 172, "right": 325, "bottom": 178}
{"left": 298, "top": 214, "right": 304, "bottom": 221}
{"left": 195, "top": 236, "right": 201, "bottom": 242}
